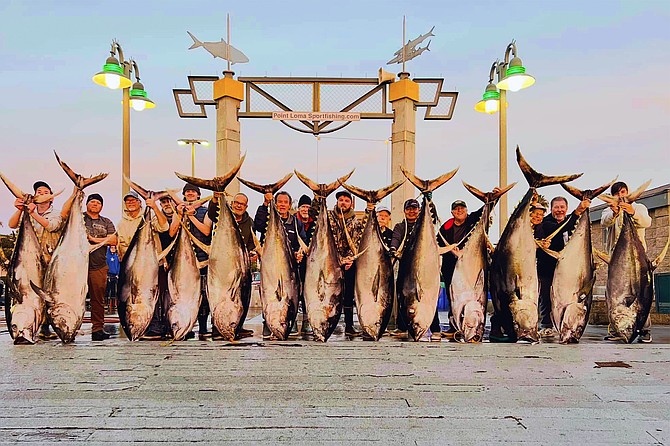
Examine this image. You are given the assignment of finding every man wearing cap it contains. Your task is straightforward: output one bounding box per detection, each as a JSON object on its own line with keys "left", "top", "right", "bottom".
{"left": 116, "top": 190, "right": 168, "bottom": 262}
{"left": 254, "top": 191, "right": 308, "bottom": 337}
{"left": 437, "top": 199, "right": 491, "bottom": 340}
{"left": 388, "top": 198, "right": 422, "bottom": 337}
{"left": 327, "top": 190, "right": 364, "bottom": 336}
{"left": 170, "top": 183, "right": 212, "bottom": 338}
{"left": 84, "top": 193, "right": 117, "bottom": 341}
{"left": 296, "top": 194, "right": 316, "bottom": 245}
{"left": 9, "top": 180, "right": 77, "bottom": 339}
{"left": 376, "top": 206, "right": 393, "bottom": 247}
{"left": 535, "top": 195, "right": 590, "bottom": 339}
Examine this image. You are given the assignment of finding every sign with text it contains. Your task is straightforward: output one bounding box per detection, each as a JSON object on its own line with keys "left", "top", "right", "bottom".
{"left": 272, "top": 111, "right": 361, "bottom": 121}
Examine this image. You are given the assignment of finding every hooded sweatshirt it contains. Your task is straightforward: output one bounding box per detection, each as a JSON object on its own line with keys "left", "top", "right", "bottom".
{"left": 117, "top": 205, "right": 169, "bottom": 261}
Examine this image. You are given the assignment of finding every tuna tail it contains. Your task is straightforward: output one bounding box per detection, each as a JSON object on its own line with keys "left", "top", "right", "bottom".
{"left": 340, "top": 179, "right": 404, "bottom": 204}
{"left": 400, "top": 166, "right": 459, "bottom": 194}
{"left": 123, "top": 176, "right": 152, "bottom": 200}
{"left": 294, "top": 169, "right": 354, "bottom": 198}
{"left": 516, "top": 147, "right": 582, "bottom": 188}
{"left": 238, "top": 172, "right": 293, "bottom": 195}
{"left": 54, "top": 151, "right": 108, "bottom": 189}
{"left": 561, "top": 177, "right": 617, "bottom": 201}
{"left": 652, "top": 235, "right": 670, "bottom": 270}
{"left": 187, "top": 31, "right": 202, "bottom": 49}
{"left": 625, "top": 179, "right": 652, "bottom": 203}
{"left": 175, "top": 155, "right": 246, "bottom": 192}
{"left": 462, "top": 181, "right": 516, "bottom": 204}
{"left": 0, "top": 173, "right": 28, "bottom": 199}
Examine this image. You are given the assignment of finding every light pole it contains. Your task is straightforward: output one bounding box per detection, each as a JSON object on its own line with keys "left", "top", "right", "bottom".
{"left": 177, "top": 139, "right": 210, "bottom": 176}
{"left": 92, "top": 40, "right": 155, "bottom": 198}
{"left": 475, "top": 40, "right": 535, "bottom": 235}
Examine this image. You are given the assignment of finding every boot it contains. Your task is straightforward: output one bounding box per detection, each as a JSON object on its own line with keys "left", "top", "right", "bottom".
{"left": 301, "top": 319, "right": 313, "bottom": 334}
{"left": 344, "top": 306, "right": 361, "bottom": 337}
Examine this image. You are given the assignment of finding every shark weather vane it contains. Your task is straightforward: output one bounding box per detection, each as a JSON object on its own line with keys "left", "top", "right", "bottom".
{"left": 187, "top": 14, "right": 249, "bottom": 70}
{"left": 387, "top": 19, "right": 434, "bottom": 69}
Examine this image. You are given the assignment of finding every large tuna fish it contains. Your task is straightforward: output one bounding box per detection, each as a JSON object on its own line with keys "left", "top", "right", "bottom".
{"left": 340, "top": 180, "right": 404, "bottom": 340}
{"left": 449, "top": 182, "right": 514, "bottom": 343}
{"left": 489, "top": 147, "right": 581, "bottom": 343}
{"left": 31, "top": 153, "right": 107, "bottom": 343}
{"left": 0, "top": 174, "right": 51, "bottom": 344}
{"left": 398, "top": 167, "right": 459, "bottom": 341}
{"left": 597, "top": 184, "right": 669, "bottom": 343}
{"left": 117, "top": 188, "right": 161, "bottom": 341}
{"left": 175, "top": 158, "right": 251, "bottom": 341}
{"left": 542, "top": 180, "right": 613, "bottom": 344}
{"left": 238, "top": 173, "right": 299, "bottom": 340}
{"left": 294, "top": 170, "right": 355, "bottom": 342}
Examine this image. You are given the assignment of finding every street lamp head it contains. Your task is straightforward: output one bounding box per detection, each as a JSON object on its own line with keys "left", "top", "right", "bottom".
{"left": 92, "top": 55, "right": 132, "bottom": 90}
{"left": 129, "top": 81, "right": 156, "bottom": 111}
{"left": 177, "top": 139, "right": 209, "bottom": 146}
{"left": 497, "top": 49, "right": 535, "bottom": 92}
{"left": 474, "top": 82, "right": 500, "bottom": 114}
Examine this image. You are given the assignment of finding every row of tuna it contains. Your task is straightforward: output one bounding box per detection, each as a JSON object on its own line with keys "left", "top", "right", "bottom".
{"left": 3, "top": 149, "right": 666, "bottom": 345}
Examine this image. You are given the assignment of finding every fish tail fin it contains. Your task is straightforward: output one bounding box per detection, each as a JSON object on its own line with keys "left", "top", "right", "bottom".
{"left": 123, "top": 176, "right": 151, "bottom": 200}
{"left": 30, "top": 281, "right": 54, "bottom": 304}
{"left": 187, "top": 31, "right": 202, "bottom": 49}
{"left": 652, "top": 234, "right": 670, "bottom": 270}
{"left": 625, "top": 179, "right": 652, "bottom": 203}
{"left": 239, "top": 172, "right": 293, "bottom": 195}
{"left": 175, "top": 154, "right": 245, "bottom": 192}
{"left": 462, "top": 180, "right": 515, "bottom": 204}
{"left": 0, "top": 172, "right": 27, "bottom": 199}
{"left": 516, "top": 147, "right": 582, "bottom": 188}
{"left": 401, "top": 166, "right": 458, "bottom": 194}
{"left": 341, "top": 179, "right": 404, "bottom": 204}
{"left": 54, "top": 151, "right": 108, "bottom": 189}
{"left": 294, "top": 169, "right": 354, "bottom": 198}
{"left": 561, "top": 177, "right": 617, "bottom": 201}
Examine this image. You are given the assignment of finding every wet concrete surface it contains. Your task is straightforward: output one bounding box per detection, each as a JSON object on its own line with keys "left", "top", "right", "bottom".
{"left": 1, "top": 310, "right": 669, "bottom": 445}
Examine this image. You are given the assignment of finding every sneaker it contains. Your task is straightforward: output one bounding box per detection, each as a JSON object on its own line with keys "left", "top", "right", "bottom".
{"left": 430, "top": 331, "right": 442, "bottom": 342}
{"left": 604, "top": 334, "right": 623, "bottom": 341}
{"left": 389, "top": 329, "right": 408, "bottom": 338}
{"left": 638, "top": 332, "right": 652, "bottom": 343}
{"left": 91, "top": 330, "right": 111, "bottom": 341}
{"left": 262, "top": 323, "right": 272, "bottom": 338}
{"left": 419, "top": 331, "right": 432, "bottom": 342}
{"left": 300, "top": 321, "right": 313, "bottom": 334}
{"left": 539, "top": 328, "right": 555, "bottom": 338}
{"left": 38, "top": 330, "right": 58, "bottom": 340}
{"left": 441, "top": 330, "right": 455, "bottom": 340}
{"left": 211, "top": 328, "right": 224, "bottom": 340}
{"left": 141, "top": 332, "right": 163, "bottom": 341}
{"left": 489, "top": 333, "right": 515, "bottom": 343}
{"left": 238, "top": 328, "right": 254, "bottom": 336}
{"left": 345, "top": 326, "right": 361, "bottom": 337}
{"left": 183, "top": 331, "right": 195, "bottom": 340}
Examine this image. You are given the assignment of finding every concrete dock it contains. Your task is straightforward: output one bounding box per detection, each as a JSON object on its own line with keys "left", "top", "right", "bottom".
{"left": 1, "top": 312, "right": 668, "bottom": 445}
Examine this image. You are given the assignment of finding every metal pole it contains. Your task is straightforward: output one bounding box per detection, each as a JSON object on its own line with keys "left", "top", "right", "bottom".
{"left": 402, "top": 16, "right": 406, "bottom": 74}
{"left": 122, "top": 65, "right": 131, "bottom": 200}
{"left": 191, "top": 142, "right": 196, "bottom": 176}
{"left": 498, "top": 87, "right": 508, "bottom": 236}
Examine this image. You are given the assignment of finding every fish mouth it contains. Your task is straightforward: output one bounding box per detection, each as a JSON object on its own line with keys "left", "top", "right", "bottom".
{"left": 12, "top": 327, "right": 35, "bottom": 345}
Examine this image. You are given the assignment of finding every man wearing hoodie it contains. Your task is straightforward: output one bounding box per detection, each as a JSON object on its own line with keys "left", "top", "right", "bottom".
{"left": 116, "top": 190, "right": 168, "bottom": 262}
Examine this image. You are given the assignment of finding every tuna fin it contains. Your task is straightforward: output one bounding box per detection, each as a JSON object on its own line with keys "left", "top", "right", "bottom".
{"left": 157, "top": 236, "right": 178, "bottom": 262}
{"left": 516, "top": 147, "right": 582, "bottom": 188}
{"left": 175, "top": 155, "right": 246, "bottom": 192}
{"left": 462, "top": 181, "right": 516, "bottom": 204}
{"left": 597, "top": 194, "right": 617, "bottom": 206}
{"left": 0, "top": 172, "right": 27, "bottom": 198}
{"left": 341, "top": 179, "right": 405, "bottom": 204}
{"left": 625, "top": 179, "right": 652, "bottom": 203}
{"left": 535, "top": 241, "right": 561, "bottom": 259}
{"left": 594, "top": 249, "right": 611, "bottom": 264}
{"left": 542, "top": 218, "right": 572, "bottom": 243}
{"left": 29, "top": 281, "right": 54, "bottom": 304}
{"left": 239, "top": 172, "right": 293, "bottom": 195}
{"left": 561, "top": 177, "right": 617, "bottom": 201}
{"left": 196, "top": 259, "right": 209, "bottom": 270}
{"left": 54, "top": 151, "right": 108, "bottom": 189}
{"left": 275, "top": 278, "right": 284, "bottom": 302}
{"left": 182, "top": 223, "right": 211, "bottom": 255}
{"left": 88, "top": 240, "right": 108, "bottom": 254}
{"left": 123, "top": 176, "right": 151, "bottom": 200}
{"left": 349, "top": 247, "right": 369, "bottom": 262}
{"left": 33, "top": 190, "right": 63, "bottom": 204}
{"left": 401, "top": 166, "right": 459, "bottom": 193}
{"left": 294, "top": 169, "right": 355, "bottom": 198}
{"left": 438, "top": 243, "right": 458, "bottom": 255}
{"left": 652, "top": 234, "right": 670, "bottom": 270}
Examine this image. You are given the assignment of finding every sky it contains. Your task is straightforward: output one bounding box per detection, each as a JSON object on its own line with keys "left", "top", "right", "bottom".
{"left": 0, "top": 0, "right": 668, "bottom": 239}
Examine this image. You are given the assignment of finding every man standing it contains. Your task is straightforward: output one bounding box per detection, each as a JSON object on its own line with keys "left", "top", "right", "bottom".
{"left": 328, "top": 190, "right": 364, "bottom": 337}
{"left": 9, "top": 181, "right": 76, "bottom": 339}
{"left": 170, "top": 184, "right": 211, "bottom": 339}
{"left": 84, "top": 193, "right": 117, "bottom": 341}
{"left": 536, "top": 196, "right": 590, "bottom": 338}
{"left": 254, "top": 191, "right": 307, "bottom": 337}
{"left": 116, "top": 190, "right": 168, "bottom": 262}
{"left": 601, "top": 181, "right": 653, "bottom": 342}
{"left": 376, "top": 206, "right": 393, "bottom": 247}
{"left": 296, "top": 195, "right": 316, "bottom": 245}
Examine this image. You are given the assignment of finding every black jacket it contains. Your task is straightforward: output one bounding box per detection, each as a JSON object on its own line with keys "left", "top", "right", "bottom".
{"left": 253, "top": 205, "right": 307, "bottom": 253}
{"left": 536, "top": 212, "right": 579, "bottom": 277}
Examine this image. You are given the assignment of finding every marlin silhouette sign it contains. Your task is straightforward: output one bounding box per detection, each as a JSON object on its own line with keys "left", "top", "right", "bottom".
{"left": 187, "top": 31, "right": 249, "bottom": 64}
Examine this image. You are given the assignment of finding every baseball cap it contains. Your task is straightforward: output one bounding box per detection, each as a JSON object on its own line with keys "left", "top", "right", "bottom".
{"left": 33, "top": 181, "right": 52, "bottom": 193}
{"left": 376, "top": 206, "right": 391, "bottom": 214}
{"left": 335, "top": 190, "right": 352, "bottom": 200}
{"left": 404, "top": 199, "right": 420, "bottom": 209}
{"left": 451, "top": 200, "right": 467, "bottom": 210}
{"left": 182, "top": 183, "right": 201, "bottom": 195}
{"left": 124, "top": 190, "right": 140, "bottom": 201}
